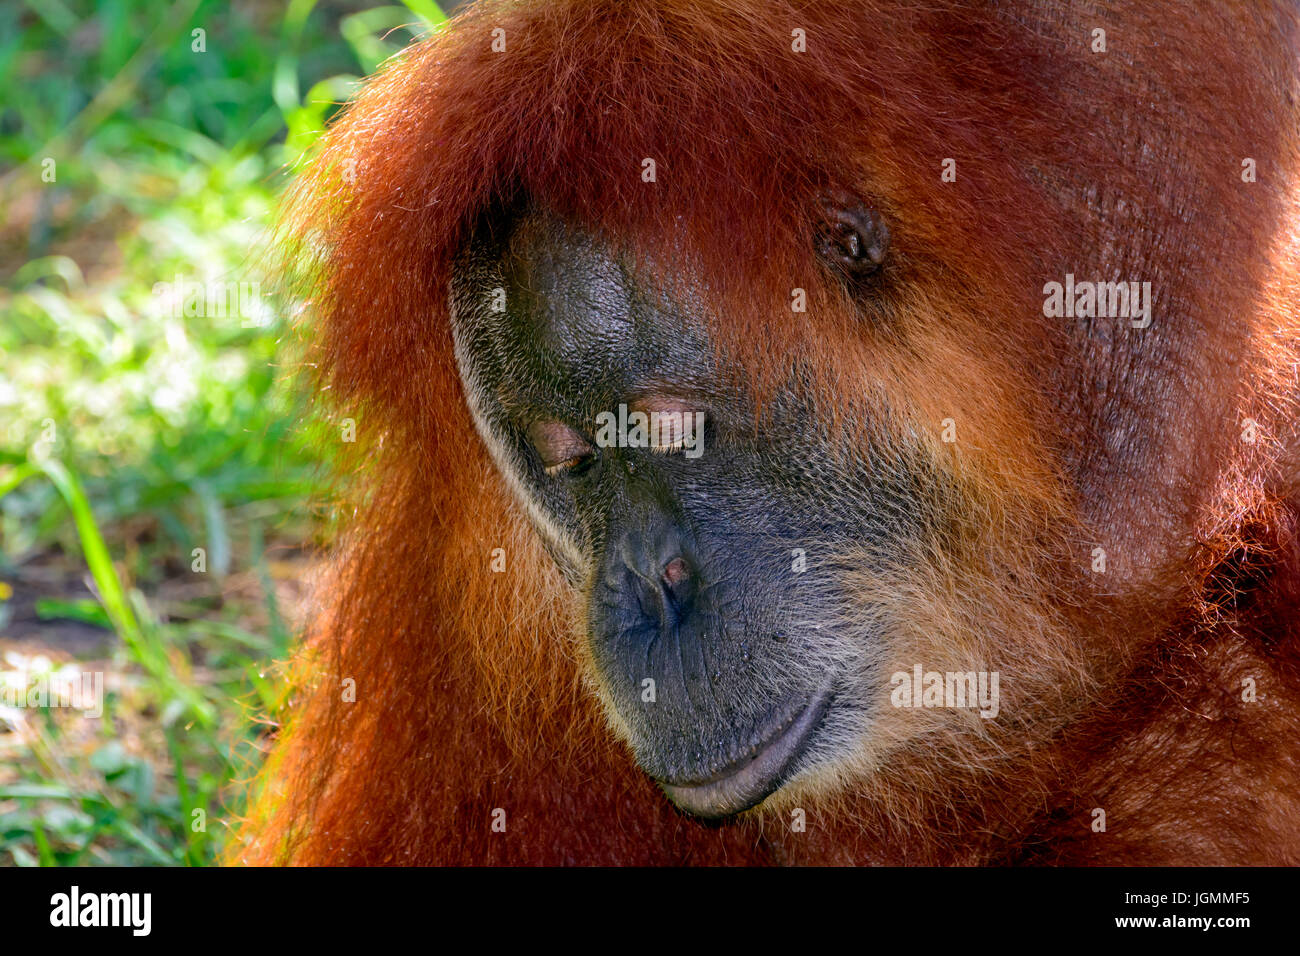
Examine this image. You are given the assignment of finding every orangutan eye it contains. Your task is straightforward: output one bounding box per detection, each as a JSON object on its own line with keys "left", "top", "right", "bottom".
{"left": 644, "top": 409, "right": 706, "bottom": 455}
{"left": 544, "top": 455, "right": 595, "bottom": 476}
{"left": 528, "top": 421, "right": 596, "bottom": 476}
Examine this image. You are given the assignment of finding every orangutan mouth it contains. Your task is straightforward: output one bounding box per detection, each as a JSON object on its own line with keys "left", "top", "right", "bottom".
{"left": 656, "top": 684, "right": 834, "bottom": 819}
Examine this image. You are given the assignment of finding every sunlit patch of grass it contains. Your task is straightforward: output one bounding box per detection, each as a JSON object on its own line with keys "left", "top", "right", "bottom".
{"left": 0, "top": 0, "right": 448, "bottom": 866}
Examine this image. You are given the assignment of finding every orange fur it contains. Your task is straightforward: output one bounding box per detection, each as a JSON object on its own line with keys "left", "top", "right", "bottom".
{"left": 230, "top": 0, "right": 1300, "bottom": 865}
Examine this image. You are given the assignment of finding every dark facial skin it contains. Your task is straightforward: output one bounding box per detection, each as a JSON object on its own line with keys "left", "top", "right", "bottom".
{"left": 450, "top": 206, "right": 929, "bottom": 817}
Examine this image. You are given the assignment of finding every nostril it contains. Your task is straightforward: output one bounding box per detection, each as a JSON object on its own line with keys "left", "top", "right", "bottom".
{"left": 660, "top": 556, "right": 696, "bottom": 617}
{"left": 615, "top": 541, "right": 697, "bottom": 627}
{"left": 662, "top": 556, "right": 689, "bottom": 588}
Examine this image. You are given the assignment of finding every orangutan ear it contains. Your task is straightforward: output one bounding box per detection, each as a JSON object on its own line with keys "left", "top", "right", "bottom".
{"left": 815, "top": 192, "right": 890, "bottom": 279}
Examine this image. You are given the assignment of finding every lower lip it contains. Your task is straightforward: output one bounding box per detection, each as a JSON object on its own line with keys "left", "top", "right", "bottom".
{"left": 657, "top": 684, "right": 834, "bottom": 819}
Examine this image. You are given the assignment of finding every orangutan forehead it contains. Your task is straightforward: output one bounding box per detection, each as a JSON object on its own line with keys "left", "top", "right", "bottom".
{"left": 498, "top": 211, "right": 637, "bottom": 362}
{"left": 467, "top": 208, "right": 721, "bottom": 399}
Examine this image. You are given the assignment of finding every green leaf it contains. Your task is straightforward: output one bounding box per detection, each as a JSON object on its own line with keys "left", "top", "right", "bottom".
{"left": 90, "top": 741, "right": 130, "bottom": 778}
{"left": 34, "top": 598, "right": 112, "bottom": 629}
{"left": 0, "top": 784, "right": 77, "bottom": 800}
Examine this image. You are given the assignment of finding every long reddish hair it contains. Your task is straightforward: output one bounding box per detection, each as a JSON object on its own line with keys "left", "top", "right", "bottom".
{"left": 230, "top": 0, "right": 1300, "bottom": 865}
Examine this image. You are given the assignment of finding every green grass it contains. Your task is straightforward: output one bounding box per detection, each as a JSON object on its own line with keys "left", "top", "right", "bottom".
{"left": 0, "top": 0, "right": 446, "bottom": 866}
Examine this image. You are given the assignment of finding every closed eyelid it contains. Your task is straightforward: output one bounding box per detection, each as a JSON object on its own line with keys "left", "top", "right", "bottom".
{"left": 629, "top": 394, "right": 702, "bottom": 415}
{"left": 527, "top": 421, "right": 594, "bottom": 468}
{"left": 624, "top": 399, "right": 709, "bottom": 453}
{"left": 526, "top": 400, "right": 709, "bottom": 471}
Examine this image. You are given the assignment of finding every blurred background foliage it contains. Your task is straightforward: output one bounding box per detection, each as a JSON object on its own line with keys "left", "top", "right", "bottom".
{"left": 0, "top": 0, "right": 448, "bottom": 865}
